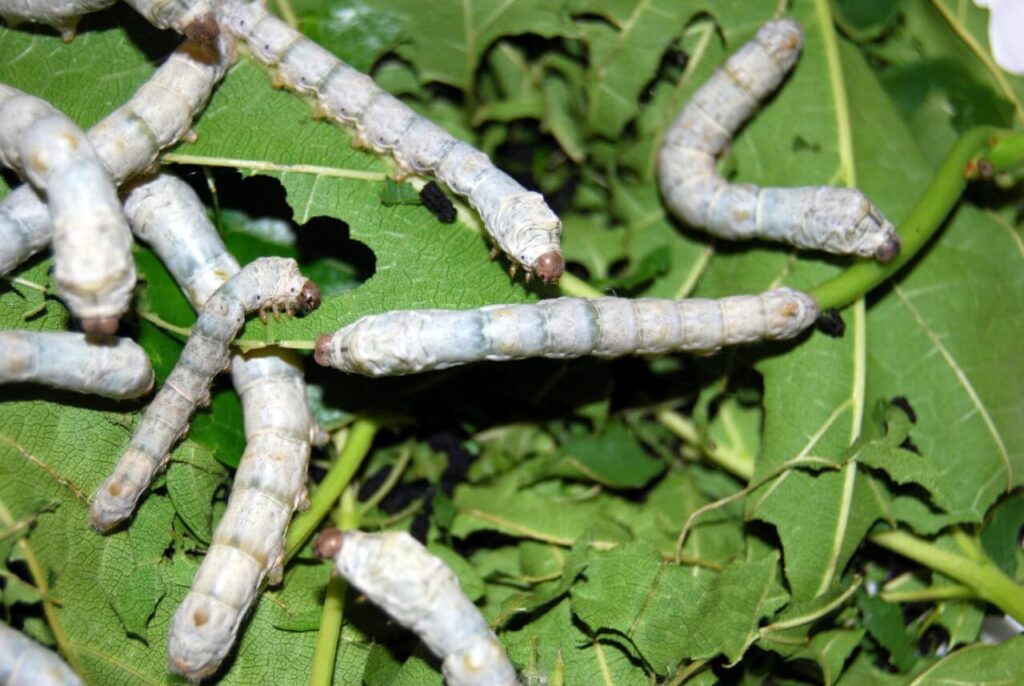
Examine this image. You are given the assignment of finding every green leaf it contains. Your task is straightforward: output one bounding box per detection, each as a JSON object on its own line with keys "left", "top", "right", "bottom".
{"left": 166, "top": 443, "right": 229, "bottom": 545}
{"left": 981, "top": 493, "right": 1024, "bottom": 578}
{"left": 552, "top": 421, "right": 665, "bottom": 489}
{"left": 856, "top": 592, "right": 917, "bottom": 672}
{"left": 910, "top": 635, "right": 1024, "bottom": 685}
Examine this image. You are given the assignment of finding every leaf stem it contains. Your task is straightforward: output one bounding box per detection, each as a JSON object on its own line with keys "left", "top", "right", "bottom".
{"left": 809, "top": 126, "right": 998, "bottom": 310}
{"left": 285, "top": 418, "right": 380, "bottom": 561}
{"left": 308, "top": 488, "right": 358, "bottom": 686}
{"left": 880, "top": 584, "right": 976, "bottom": 604}
{"left": 869, "top": 528, "right": 1024, "bottom": 624}
{"left": 655, "top": 409, "right": 754, "bottom": 480}
{"left": 359, "top": 445, "right": 413, "bottom": 515}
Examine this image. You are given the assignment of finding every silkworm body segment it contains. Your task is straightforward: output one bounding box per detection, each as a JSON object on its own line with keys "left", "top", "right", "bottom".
{"left": 0, "top": 622, "right": 83, "bottom": 686}
{"left": 0, "top": 331, "right": 153, "bottom": 399}
{"left": 0, "top": 0, "right": 114, "bottom": 41}
{"left": 214, "top": 0, "right": 564, "bottom": 283}
{"left": 315, "top": 289, "right": 818, "bottom": 377}
{"left": 657, "top": 19, "right": 900, "bottom": 261}
{"left": 90, "top": 257, "right": 319, "bottom": 532}
{"left": 315, "top": 530, "right": 520, "bottom": 686}
{"left": 0, "top": 85, "right": 135, "bottom": 333}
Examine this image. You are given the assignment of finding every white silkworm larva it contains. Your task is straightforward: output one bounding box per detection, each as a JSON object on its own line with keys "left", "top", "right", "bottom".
{"left": 0, "top": 38, "right": 234, "bottom": 284}
{"left": 0, "top": 0, "right": 115, "bottom": 42}
{"left": 123, "top": 172, "right": 316, "bottom": 679}
{"left": 123, "top": 0, "right": 220, "bottom": 44}
{"left": 657, "top": 19, "right": 901, "bottom": 261}
{"left": 314, "top": 289, "right": 819, "bottom": 377}
{"left": 0, "top": 84, "right": 135, "bottom": 335}
{"left": 89, "top": 256, "right": 320, "bottom": 532}
{"left": 0, "top": 622, "right": 83, "bottom": 686}
{"left": 213, "top": 0, "right": 564, "bottom": 284}
{"left": 314, "top": 530, "right": 520, "bottom": 686}
{"left": 0, "top": 331, "right": 153, "bottom": 398}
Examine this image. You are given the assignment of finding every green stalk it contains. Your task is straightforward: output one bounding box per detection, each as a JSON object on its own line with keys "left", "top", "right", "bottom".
{"left": 870, "top": 529, "right": 1024, "bottom": 623}
{"left": 982, "top": 129, "right": 1024, "bottom": 176}
{"left": 810, "top": 126, "right": 997, "bottom": 310}
{"left": 285, "top": 418, "right": 380, "bottom": 561}
{"left": 309, "top": 489, "right": 359, "bottom": 686}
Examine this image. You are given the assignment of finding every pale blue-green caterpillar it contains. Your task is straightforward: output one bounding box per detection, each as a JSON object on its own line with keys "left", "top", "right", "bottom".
{"left": 314, "top": 289, "right": 818, "bottom": 377}
{"left": 0, "top": 84, "right": 135, "bottom": 335}
{"left": 213, "top": 0, "right": 564, "bottom": 284}
{"left": 0, "top": 331, "right": 153, "bottom": 398}
{"left": 89, "top": 256, "right": 320, "bottom": 532}
{"left": 658, "top": 19, "right": 901, "bottom": 261}
{"left": 124, "top": 172, "right": 317, "bottom": 680}
{"left": 315, "top": 530, "right": 520, "bottom": 686}
{"left": 0, "top": 38, "right": 233, "bottom": 290}
{"left": 0, "top": 622, "right": 82, "bottom": 686}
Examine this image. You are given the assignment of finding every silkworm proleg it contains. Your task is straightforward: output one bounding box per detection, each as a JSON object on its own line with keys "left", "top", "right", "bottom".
{"left": 0, "top": 621, "right": 83, "bottom": 686}
{"left": 0, "top": 331, "right": 153, "bottom": 398}
{"left": 0, "top": 84, "right": 135, "bottom": 334}
{"left": 314, "top": 289, "right": 818, "bottom": 377}
{"left": 123, "top": 172, "right": 316, "bottom": 679}
{"left": 0, "top": 38, "right": 234, "bottom": 283}
{"left": 0, "top": 0, "right": 114, "bottom": 42}
{"left": 213, "top": 0, "right": 564, "bottom": 283}
{"left": 314, "top": 530, "right": 520, "bottom": 686}
{"left": 657, "top": 19, "right": 900, "bottom": 261}
{"left": 90, "top": 256, "right": 319, "bottom": 532}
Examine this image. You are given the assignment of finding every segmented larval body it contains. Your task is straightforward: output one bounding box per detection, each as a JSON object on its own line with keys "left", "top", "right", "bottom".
{"left": 0, "top": 622, "right": 82, "bottom": 686}
{"left": 123, "top": 172, "right": 316, "bottom": 679}
{"left": 124, "top": 0, "right": 219, "bottom": 44}
{"left": 0, "top": 0, "right": 114, "bottom": 42}
{"left": 315, "top": 530, "right": 520, "bottom": 686}
{"left": 0, "top": 331, "right": 153, "bottom": 398}
{"left": 213, "top": 0, "right": 564, "bottom": 284}
{"left": 0, "top": 38, "right": 233, "bottom": 283}
{"left": 0, "top": 84, "right": 134, "bottom": 334}
{"left": 314, "top": 289, "right": 818, "bottom": 377}
{"left": 90, "top": 256, "right": 320, "bottom": 532}
{"left": 657, "top": 19, "right": 900, "bottom": 261}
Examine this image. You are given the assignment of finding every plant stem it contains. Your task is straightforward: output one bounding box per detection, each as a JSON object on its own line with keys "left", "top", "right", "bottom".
{"left": 655, "top": 409, "right": 754, "bottom": 480}
{"left": 285, "top": 418, "right": 380, "bottom": 561}
{"left": 980, "top": 129, "right": 1024, "bottom": 176}
{"left": 870, "top": 528, "right": 1024, "bottom": 623}
{"left": 809, "top": 127, "right": 997, "bottom": 310}
{"left": 309, "top": 489, "right": 358, "bottom": 686}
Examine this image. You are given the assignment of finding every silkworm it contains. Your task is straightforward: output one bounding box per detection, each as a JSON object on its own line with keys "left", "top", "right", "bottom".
{"left": 0, "top": 84, "right": 135, "bottom": 335}
{"left": 123, "top": 0, "right": 220, "bottom": 44}
{"left": 0, "top": 621, "right": 83, "bottom": 686}
{"left": 419, "top": 181, "right": 456, "bottom": 223}
{"left": 0, "top": 331, "right": 153, "bottom": 399}
{"left": 123, "top": 172, "right": 316, "bottom": 679}
{"left": 89, "top": 256, "right": 320, "bottom": 532}
{"left": 314, "top": 529, "right": 520, "bottom": 686}
{"left": 314, "top": 289, "right": 818, "bottom": 377}
{"left": 213, "top": 0, "right": 564, "bottom": 284}
{"left": 657, "top": 19, "right": 901, "bottom": 261}
{"left": 0, "top": 0, "right": 114, "bottom": 42}
{"left": 0, "top": 38, "right": 233, "bottom": 285}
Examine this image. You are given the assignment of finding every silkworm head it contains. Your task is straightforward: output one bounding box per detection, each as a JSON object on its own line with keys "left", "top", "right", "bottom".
{"left": 314, "top": 528, "right": 344, "bottom": 560}
{"left": 314, "top": 334, "right": 332, "bottom": 366}
{"left": 81, "top": 315, "right": 119, "bottom": 337}
{"left": 535, "top": 251, "right": 565, "bottom": 285}
{"left": 874, "top": 235, "right": 901, "bottom": 263}
{"left": 299, "top": 281, "right": 321, "bottom": 314}
{"left": 184, "top": 12, "right": 220, "bottom": 46}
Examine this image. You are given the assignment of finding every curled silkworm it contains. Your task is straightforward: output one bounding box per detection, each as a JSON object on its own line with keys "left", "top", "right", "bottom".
{"left": 123, "top": 172, "right": 316, "bottom": 679}
{"left": 90, "top": 256, "right": 320, "bottom": 532}
{"left": 124, "top": 0, "right": 219, "bottom": 44}
{"left": 0, "top": 621, "right": 83, "bottom": 686}
{"left": 213, "top": 0, "right": 564, "bottom": 284}
{"left": 0, "top": 0, "right": 115, "bottom": 42}
{"left": 0, "top": 84, "right": 135, "bottom": 334}
{"left": 314, "top": 529, "right": 520, "bottom": 686}
{"left": 315, "top": 289, "right": 818, "bottom": 377}
{"left": 657, "top": 19, "right": 900, "bottom": 261}
{"left": 420, "top": 181, "right": 456, "bottom": 223}
{"left": 0, "top": 331, "right": 153, "bottom": 398}
{"left": 0, "top": 38, "right": 234, "bottom": 283}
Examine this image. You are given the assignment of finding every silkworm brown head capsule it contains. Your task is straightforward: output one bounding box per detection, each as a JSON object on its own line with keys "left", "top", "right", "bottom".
{"left": 80, "top": 315, "right": 119, "bottom": 337}
{"left": 183, "top": 12, "right": 219, "bottom": 45}
{"left": 314, "top": 528, "right": 344, "bottom": 559}
{"left": 874, "top": 235, "right": 901, "bottom": 263}
{"left": 299, "top": 280, "right": 321, "bottom": 314}
{"left": 534, "top": 250, "right": 565, "bottom": 285}
{"left": 314, "top": 333, "right": 332, "bottom": 366}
